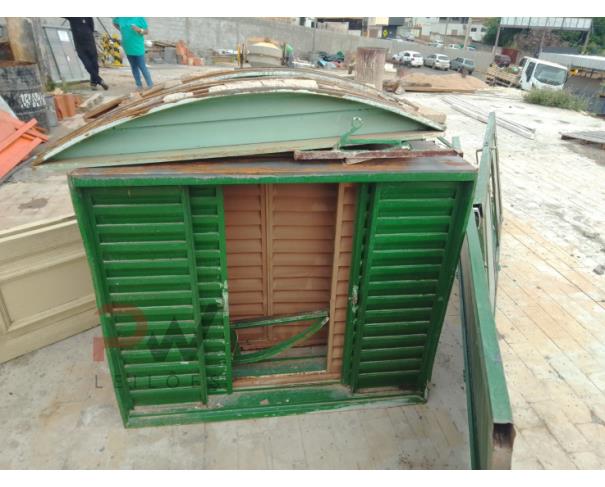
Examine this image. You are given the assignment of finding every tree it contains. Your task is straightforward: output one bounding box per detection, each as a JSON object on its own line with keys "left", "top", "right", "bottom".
{"left": 482, "top": 18, "right": 521, "bottom": 48}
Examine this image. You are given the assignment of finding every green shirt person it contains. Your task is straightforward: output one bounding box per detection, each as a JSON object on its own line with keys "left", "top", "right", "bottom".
{"left": 284, "top": 43, "right": 294, "bottom": 67}
{"left": 112, "top": 17, "right": 153, "bottom": 90}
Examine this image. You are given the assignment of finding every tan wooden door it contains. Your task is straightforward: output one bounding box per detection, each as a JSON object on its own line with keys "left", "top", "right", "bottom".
{"left": 0, "top": 215, "right": 98, "bottom": 363}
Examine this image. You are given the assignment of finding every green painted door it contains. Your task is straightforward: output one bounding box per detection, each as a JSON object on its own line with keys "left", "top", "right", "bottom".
{"left": 72, "top": 185, "right": 232, "bottom": 422}
{"left": 343, "top": 180, "right": 474, "bottom": 393}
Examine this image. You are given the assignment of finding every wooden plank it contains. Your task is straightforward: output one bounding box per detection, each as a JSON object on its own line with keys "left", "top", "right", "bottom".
{"left": 561, "top": 131, "right": 605, "bottom": 148}
{"left": 327, "top": 183, "right": 346, "bottom": 372}
{"left": 233, "top": 371, "right": 339, "bottom": 388}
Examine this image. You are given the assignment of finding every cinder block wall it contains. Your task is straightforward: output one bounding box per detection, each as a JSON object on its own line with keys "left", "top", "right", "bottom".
{"left": 1, "top": 17, "right": 497, "bottom": 73}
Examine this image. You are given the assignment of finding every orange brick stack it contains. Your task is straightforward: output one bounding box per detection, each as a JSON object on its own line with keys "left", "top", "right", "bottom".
{"left": 53, "top": 94, "right": 82, "bottom": 121}
{"left": 175, "top": 40, "right": 204, "bottom": 66}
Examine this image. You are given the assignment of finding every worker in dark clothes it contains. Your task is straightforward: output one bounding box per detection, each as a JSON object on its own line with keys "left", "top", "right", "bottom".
{"left": 64, "top": 18, "right": 108, "bottom": 91}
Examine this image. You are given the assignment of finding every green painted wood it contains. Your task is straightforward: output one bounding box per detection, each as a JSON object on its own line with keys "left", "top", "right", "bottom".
{"left": 341, "top": 184, "right": 370, "bottom": 384}
{"left": 235, "top": 317, "right": 329, "bottom": 365}
{"left": 71, "top": 185, "right": 233, "bottom": 418}
{"left": 70, "top": 165, "right": 477, "bottom": 426}
{"left": 460, "top": 114, "right": 513, "bottom": 469}
{"left": 181, "top": 187, "right": 209, "bottom": 404}
{"left": 126, "top": 383, "right": 425, "bottom": 428}
{"left": 48, "top": 93, "right": 438, "bottom": 165}
{"left": 460, "top": 220, "right": 514, "bottom": 469}
{"left": 69, "top": 163, "right": 477, "bottom": 188}
{"left": 344, "top": 181, "right": 475, "bottom": 393}
{"left": 70, "top": 188, "right": 133, "bottom": 425}
{"left": 416, "top": 179, "right": 475, "bottom": 392}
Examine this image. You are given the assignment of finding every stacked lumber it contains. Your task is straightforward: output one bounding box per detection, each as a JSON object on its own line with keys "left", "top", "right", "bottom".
{"left": 442, "top": 96, "right": 535, "bottom": 139}
{"left": 485, "top": 66, "right": 520, "bottom": 87}
{"left": 397, "top": 72, "right": 488, "bottom": 93}
{"left": 175, "top": 40, "right": 204, "bottom": 66}
{"left": 0, "top": 111, "right": 48, "bottom": 179}
{"left": 398, "top": 98, "right": 447, "bottom": 125}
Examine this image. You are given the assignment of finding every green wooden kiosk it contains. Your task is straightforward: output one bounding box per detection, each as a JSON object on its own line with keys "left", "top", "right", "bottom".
{"left": 36, "top": 70, "right": 510, "bottom": 458}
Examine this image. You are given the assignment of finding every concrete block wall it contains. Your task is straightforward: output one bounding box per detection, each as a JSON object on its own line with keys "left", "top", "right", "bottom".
{"left": 2, "top": 17, "right": 498, "bottom": 73}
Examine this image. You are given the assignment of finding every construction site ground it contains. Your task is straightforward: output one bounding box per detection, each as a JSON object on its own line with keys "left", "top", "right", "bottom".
{"left": 1, "top": 65, "right": 604, "bottom": 469}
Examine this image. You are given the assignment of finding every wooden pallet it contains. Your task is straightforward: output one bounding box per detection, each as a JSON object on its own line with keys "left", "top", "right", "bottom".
{"left": 485, "top": 66, "right": 519, "bottom": 88}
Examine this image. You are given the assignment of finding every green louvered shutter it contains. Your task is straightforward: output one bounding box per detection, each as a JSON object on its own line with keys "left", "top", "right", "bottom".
{"left": 187, "top": 186, "right": 232, "bottom": 395}
{"left": 344, "top": 181, "right": 473, "bottom": 393}
{"left": 73, "top": 185, "right": 232, "bottom": 421}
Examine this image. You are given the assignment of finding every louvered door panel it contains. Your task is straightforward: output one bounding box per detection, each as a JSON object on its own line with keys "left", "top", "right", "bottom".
{"left": 269, "top": 184, "right": 337, "bottom": 346}
{"left": 77, "top": 185, "right": 233, "bottom": 415}
{"left": 223, "top": 185, "right": 267, "bottom": 348}
{"left": 346, "top": 181, "right": 472, "bottom": 392}
{"left": 224, "top": 184, "right": 338, "bottom": 350}
{"left": 86, "top": 186, "right": 206, "bottom": 408}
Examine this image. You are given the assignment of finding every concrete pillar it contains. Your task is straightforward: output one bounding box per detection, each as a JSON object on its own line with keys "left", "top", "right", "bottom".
{"left": 6, "top": 18, "right": 37, "bottom": 63}
{"left": 355, "top": 47, "right": 386, "bottom": 90}
{"left": 463, "top": 17, "right": 472, "bottom": 49}
{"left": 582, "top": 29, "right": 591, "bottom": 54}
{"left": 491, "top": 24, "right": 501, "bottom": 55}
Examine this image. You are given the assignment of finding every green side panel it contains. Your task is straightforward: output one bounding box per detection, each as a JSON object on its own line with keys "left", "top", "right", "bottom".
{"left": 345, "top": 181, "right": 475, "bottom": 392}
{"left": 461, "top": 114, "right": 513, "bottom": 469}
{"left": 72, "top": 185, "right": 232, "bottom": 419}
{"left": 460, "top": 220, "right": 514, "bottom": 469}
{"left": 50, "top": 93, "right": 433, "bottom": 163}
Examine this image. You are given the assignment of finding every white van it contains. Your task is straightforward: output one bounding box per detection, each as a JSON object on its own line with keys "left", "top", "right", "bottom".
{"left": 518, "top": 57, "right": 568, "bottom": 91}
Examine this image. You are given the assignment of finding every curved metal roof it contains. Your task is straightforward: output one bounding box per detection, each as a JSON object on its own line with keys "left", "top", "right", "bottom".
{"left": 35, "top": 68, "right": 445, "bottom": 168}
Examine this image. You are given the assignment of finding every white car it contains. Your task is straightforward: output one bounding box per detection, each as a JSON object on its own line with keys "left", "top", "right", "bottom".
{"left": 409, "top": 52, "right": 423, "bottom": 67}
{"left": 424, "top": 54, "right": 450, "bottom": 70}
{"left": 392, "top": 51, "right": 423, "bottom": 67}
{"left": 403, "top": 51, "right": 423, "bottom": 67}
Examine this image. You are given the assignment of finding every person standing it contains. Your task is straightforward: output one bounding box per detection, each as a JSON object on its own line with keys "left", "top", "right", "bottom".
{"left": 284, "top": 43, "right": 294, "bottom": 67}
{"left": 112, "top": 17, "right": 153, "bottom": 90}
{"left": 64, "top": 17, "right": 108, "bottom": 91}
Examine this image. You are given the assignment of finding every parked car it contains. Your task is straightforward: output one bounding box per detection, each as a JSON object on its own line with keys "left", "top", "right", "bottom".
{"left": 494, "top": 54, "right": 512, "bottom": 67}
{"left": 404, "top": 33, "right": 415, "bottom": 42}
{"left": 447, "top": 43, "right": 461, "bottom": 49}
{"left": 424, "top": 53, "right": 450, "bottom": 70}
{"left": 451, "top": 57, "right": 475, "bottom": 74}
{"left": 466, "top": 45, "right": 477, "bottom": 51}
{"left": 408, "top": 52, "right": 424, "bottom": 67}
{"left": 429, "top": 41, "right": 444, "bottom": 48}
{"left": 393, "top": 50, "right": 423, "bottom": 67}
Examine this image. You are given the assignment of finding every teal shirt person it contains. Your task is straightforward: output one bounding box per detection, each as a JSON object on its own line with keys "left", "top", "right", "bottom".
{"left": 112, "top": 17, "right": 148, "bottom": 56}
